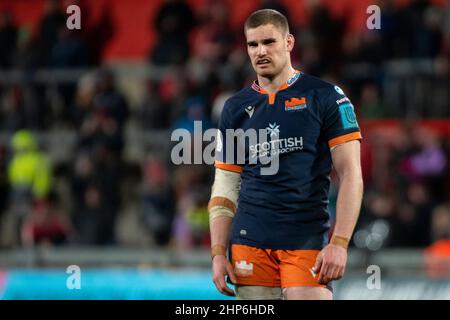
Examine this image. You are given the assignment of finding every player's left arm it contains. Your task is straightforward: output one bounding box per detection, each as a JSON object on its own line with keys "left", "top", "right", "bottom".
{"left": 314, "top": 140, "right": 363, "bottom": 284}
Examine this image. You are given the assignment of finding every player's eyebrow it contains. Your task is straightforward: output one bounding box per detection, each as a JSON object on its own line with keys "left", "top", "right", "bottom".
{"left": 262, "top": 38, "right": 276, "bottom": 44}
{"left": 247, "top": 38, "right": 276, "bottom": 46}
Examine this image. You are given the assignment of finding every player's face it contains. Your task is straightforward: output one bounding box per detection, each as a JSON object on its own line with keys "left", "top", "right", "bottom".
{"left": 245, "top": 24, "right": 293, "bottom": 78}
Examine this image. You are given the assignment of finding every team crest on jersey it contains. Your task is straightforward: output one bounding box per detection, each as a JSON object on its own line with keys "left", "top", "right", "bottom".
{"left": 284, "top": 97, "right": 307, "bottom": 111}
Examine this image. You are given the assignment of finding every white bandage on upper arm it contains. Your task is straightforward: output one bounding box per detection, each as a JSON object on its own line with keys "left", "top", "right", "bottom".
{"left": 208, "top": 168, "right": 241, "bottom": 221}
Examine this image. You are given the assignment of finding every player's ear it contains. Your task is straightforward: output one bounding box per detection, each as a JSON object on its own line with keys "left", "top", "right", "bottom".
{"left": 286, "top": 33, "right": 295, "bottom": 52}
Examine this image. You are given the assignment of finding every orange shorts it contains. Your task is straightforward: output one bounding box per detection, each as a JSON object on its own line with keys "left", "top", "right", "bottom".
{"left": 230, "top": 244, "right": 330, "bottom": 289}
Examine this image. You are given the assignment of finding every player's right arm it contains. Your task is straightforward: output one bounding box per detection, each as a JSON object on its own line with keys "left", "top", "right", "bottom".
{"left": 209, "top": 167, "right": 240, "bottom": 296}
{"left": 210, "top": 98, "right": 244, "bottom": 296}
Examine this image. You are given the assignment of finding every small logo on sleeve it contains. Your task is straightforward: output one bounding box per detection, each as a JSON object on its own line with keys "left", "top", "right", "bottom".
{"left": 284, "top": 97, "right": 307, "bottom": 111}
{"left": 334, "top": 86, "right": 345, "bottom": 95}
{"left": 339, "top": 103, "right": 359, "bottom": 129}
{"left": 336, "top": 97, "right": 350, "bottom": 105}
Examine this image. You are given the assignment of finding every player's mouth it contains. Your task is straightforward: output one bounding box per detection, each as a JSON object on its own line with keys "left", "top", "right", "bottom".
{"left": 256, "top": 59, "right": 271, "bottom": 66}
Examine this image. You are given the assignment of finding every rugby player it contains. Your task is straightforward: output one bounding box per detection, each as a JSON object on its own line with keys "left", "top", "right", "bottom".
{"left": 208, "top": 9, "right": 363, "bottom": 300}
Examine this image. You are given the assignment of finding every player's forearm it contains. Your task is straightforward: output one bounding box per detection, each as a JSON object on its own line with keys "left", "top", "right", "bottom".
{"left": 210, "top": 216, "right": 233, "bottom": 248}
{"left": 208, "top": 167, "right": 241, "bottom": 257}
{"left": 333, "top": 171, "right": 363, "bottom": 242}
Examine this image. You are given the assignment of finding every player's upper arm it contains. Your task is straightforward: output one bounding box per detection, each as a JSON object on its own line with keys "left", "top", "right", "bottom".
{"left": 331, "top": 140, "right": 362, "bottom": 180}
{"left": 319, "top": 85, "right": 362, "bottom": 150}
{"left": 214, "top": 98, "right": 244, "bottom": 173}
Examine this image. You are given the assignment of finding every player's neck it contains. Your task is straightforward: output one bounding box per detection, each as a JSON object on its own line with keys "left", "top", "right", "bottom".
{"left": 257, "top": 65, "right": 296, "bottom": 93}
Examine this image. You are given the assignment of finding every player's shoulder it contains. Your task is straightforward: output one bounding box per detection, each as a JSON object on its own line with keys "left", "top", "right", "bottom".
{"left": 222, "top": 86, "right": 256, "bottom": 113}
{"left": 296, "top": 72, "right": 345, "bottom": 96}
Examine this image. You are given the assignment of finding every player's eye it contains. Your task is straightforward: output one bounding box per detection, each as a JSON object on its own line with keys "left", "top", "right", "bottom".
{"left": 247, "top": 42, "right": 258, "bottom": 47}
{"left": 262, "top": 39, "right": 276, "bottom": 45}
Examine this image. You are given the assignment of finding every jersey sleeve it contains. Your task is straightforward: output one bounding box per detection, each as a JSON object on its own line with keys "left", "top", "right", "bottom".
{"left": 214, "top": 100, "right": 243, "bottom": 173}
{"left": 319, "top": 85, "right": 362, "bottom": 149}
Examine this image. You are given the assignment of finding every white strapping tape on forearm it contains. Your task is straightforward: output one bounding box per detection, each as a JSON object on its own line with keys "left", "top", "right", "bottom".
{"left": 208, "top": 168, "right": 241, "bottom": 221}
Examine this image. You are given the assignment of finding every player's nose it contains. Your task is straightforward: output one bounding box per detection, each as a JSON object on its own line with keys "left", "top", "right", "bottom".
{"left": 256, "top": 44, "right": 267, "bottom": 56}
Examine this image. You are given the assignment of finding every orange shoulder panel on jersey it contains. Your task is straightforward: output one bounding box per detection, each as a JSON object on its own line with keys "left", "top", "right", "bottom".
{"left": 328, "top": 132, "right": 362, "bottom": 149}
{"left": 214, "top": 161, "right": 243, "bottom": 173}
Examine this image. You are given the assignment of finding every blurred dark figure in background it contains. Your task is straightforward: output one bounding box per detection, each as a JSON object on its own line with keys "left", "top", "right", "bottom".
{"left": 0, "top": 144, "right": 10, "bottom": 241}
{"left": 70, "top": 72, "right": 99, "bottom": 128}
{"left": 50, "top": 26, "right": 89, "bottom": 125}
{"left": 140, "top": 79, "right": 168, "bottom": 130}
{"left": 378, "top": 0, "right": 443, "bottom": 59}
{"left": 94, "top": 69, "right": 129, "bottom": 136}
{"left": 79, "top": 69, "right": 129, "bottom": 157}
{"left": 174, "top": 96, "right": 212, "bottom": 133}
{"left": 71, "top": 69, "right": 128, "bottom": 245}
{"left": 36, "top": 0, "right": 66, "bottom": 67}
{"left": 140, "top": 156, "right": 175, "bottom": 246}
{"left": 298, "top": 0, "right": 346, "bottom": 75}
{"left": 72, "top": 180, "right": 116, "bottom": 245}
{"left": 191, "top": 0, "right": 234, "bottom": 64}
{"left": 151, "top": 0, "right": 196, "bottom": 66}
{"left": 0, "top": 10, "right": 17, "bottom": 69}
{"left": 68, "top": 0, "right": 116, "bottom": 66}
{"left": 71, "top": 149, "right": 121, "bottom": 245}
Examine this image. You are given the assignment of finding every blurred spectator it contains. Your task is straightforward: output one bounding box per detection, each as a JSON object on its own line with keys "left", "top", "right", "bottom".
{"left": 50, "top": 26, "right": 89, "bottom": 124}
{"left": 78, "top": 69, "right": 129, "bottom": 157}
{"left": 430, "top": 203, "right": 450, "bottom": 243}
{"left": 0, "top": 130, "right": 52, "bottom": 247}
{"left": 301, "top": 0, "right": 346, "bottom": 73}
{"left": 50, "top": 27, "right": 88, "bottom": 68}
{"left": 0, "top": 144, "right": 10, "bottom": 240}
{"left": 172, "top": 165, "right": 212, "bottom": 248}
{"left": 359, "top": 83, "right": 386, "bottom": 119}
{"left": 211, "top": 90, "right": 234, "bottom": 126}
{"left": 139, "top": 80, "right": 169, "bottom": 130}
{"left": 191, "top": 0, "right": 234, "bottom": 64}
{"left": 174, "top": 96, "right": 212, "bottom": 133}
{"left": 151, "top": 0, "right": 196, "bottom": 66}
{"left": 1, "top": 86, "right": 26, "bottom": 131}
{"left": 36, "top": 0, "right": 66, "bottom": 67}
{"left": 73, "top": 0, "right": 115, "bottom": 66}
{"left": 72, "top": 181, "right": 115, "bottom": 245}
{"left": 0, "top": 11, "right": 17, "bottom": 69}
{"left": 71, "top": 148, "right": 121, "bottom": 245}
{"left": 94, "top": 69, "right": 129, "bottom": 132}
{"left": 389, "top": 182, "right": 434, "bottom": 247}
{"left": 140, "top": 156, "right": 175, "bottom": 246}
{"left": 153, "top": 71, "right": 188, "bottom": 127}
{"left": 70, "top": 72, "right": 99, "bottom": 128}
{"left": 8, "top": 130, "right": 52, "bottom": 202}
{"left": 21, "top": 191, "right": 72, "bottom": 247}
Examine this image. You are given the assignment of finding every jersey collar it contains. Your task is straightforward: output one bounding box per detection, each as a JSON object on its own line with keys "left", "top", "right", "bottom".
{"left": 251, "top": 69, "right": 301, "bottom": 94}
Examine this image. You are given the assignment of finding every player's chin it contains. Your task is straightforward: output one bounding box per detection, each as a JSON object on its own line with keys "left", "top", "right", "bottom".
{"left": 255, "top": 65, "right": 275, "bottom": 78}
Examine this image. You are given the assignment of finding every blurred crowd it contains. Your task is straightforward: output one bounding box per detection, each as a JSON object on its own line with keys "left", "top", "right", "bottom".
{"left": 0, "top": 0, "right": 449, "bottom": 251}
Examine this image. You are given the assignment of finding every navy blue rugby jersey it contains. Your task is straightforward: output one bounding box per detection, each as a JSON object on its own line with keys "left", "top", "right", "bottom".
{"left": 214, "top": 70, "right": 362, "bottom": 250}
